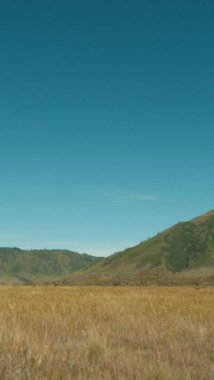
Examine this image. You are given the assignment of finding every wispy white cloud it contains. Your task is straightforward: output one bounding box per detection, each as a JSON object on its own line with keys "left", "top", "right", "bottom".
{"left": 80, "top": 190, "right": 161, "bottom": 202}
{"left": 119, "top": 193, "right": 160, "bottom": 201}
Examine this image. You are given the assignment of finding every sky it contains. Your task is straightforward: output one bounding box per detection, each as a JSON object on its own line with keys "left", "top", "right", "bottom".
{"left": 0, "top": 0, "right": 213, "bottom": 255}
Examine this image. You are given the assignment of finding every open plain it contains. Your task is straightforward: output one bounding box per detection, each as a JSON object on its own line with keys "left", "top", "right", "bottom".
{"left": 0, "top": 286, "right": 213, "bottom": 380}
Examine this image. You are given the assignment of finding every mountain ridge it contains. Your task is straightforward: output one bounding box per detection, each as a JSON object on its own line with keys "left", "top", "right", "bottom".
{"left": 0, "top": 210, "right": 214, "bottom": 285}
{"left": 64, "top": 210, "right": 214, "bottom": 285}
{"left": 0, "top": 248, "right": 102, "bottom": 283}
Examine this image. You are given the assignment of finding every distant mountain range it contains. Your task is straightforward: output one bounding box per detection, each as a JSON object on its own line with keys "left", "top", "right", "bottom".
{"left": 0, "top": 248, "right": 102, "bottom": 283}
{"left": 0, "top": 210, "right": 214, "bottom": 285}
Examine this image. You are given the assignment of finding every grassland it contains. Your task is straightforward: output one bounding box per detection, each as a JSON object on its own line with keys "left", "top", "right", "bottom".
{"left": 0, "top": 286, "right": 213, "bottom": 379}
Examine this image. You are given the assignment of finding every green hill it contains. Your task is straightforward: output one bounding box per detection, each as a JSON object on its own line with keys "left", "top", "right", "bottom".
{"left": 67, "top": 210, "right": 214, "bottom": 285}
{"left": 1, "top": 210, "right": 214, "bottom": 285}
{"left": 0, "top": 248, "right": 102, "bottom": 283}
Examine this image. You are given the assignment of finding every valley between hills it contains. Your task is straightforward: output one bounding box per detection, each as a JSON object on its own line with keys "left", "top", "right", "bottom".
{"left": 1, "top": 210, "right": 214, "bottom": 286}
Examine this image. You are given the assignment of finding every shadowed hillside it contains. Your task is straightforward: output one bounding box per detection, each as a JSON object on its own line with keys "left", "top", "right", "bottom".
{"left": 66, "top": 210, "right": 214, "bottom": 285}
{"left": 0, "top": 248, "right": 102, "bottom": 283}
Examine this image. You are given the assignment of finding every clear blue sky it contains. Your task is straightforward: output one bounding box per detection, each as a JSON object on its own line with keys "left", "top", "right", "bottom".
{"left": 0, "top": 0, "right": 213, "bottom": 255}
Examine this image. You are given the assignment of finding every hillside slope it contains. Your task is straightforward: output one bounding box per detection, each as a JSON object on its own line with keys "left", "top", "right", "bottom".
{"left": 0, "top": 248, "right": 102, "bottom": 283}
{"left": 67, "top": 210, "right": 214, "bottom": 285}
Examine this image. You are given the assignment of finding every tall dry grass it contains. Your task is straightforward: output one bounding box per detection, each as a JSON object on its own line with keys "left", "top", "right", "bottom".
{"left": 0, "top": 286, "right": 213, "bottom": 379}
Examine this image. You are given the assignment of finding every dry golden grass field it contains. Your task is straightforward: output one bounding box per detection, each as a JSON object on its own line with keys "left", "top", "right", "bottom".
{"left": 0, "top": 286, "right": 213, "bottom": 380}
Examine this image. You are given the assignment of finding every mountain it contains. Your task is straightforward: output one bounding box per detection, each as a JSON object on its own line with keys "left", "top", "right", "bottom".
{"left": 0, "top": 248, "right": 102, "bottom": 283}
{"left": 66, "top": 210, "right": 214, "bottom": 285}
{"left": 1, "top": 210, "right": 213, "bottom": 285}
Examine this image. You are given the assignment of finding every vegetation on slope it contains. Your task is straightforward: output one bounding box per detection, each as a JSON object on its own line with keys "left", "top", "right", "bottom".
{"left": 164, "top": 218, "right": 214, "bottom": 272}
{"left": 0, "top": 248, "right": 102, "bottom": 283}
{"left": 1, "top": 210, "right": 214, "bottom": 285}
{"left": 68, "top": 210, "right": 214, "bottom": 284}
